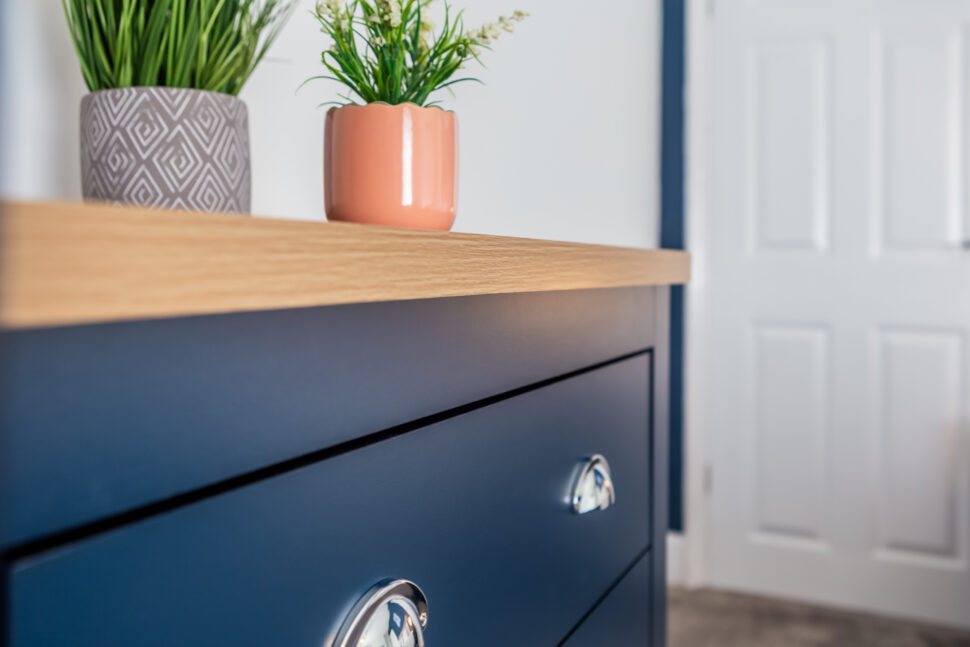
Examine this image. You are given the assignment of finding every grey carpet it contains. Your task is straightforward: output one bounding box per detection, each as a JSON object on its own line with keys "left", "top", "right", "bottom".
{"left": 668, "top": 587, "right": 970, "bottom": 647}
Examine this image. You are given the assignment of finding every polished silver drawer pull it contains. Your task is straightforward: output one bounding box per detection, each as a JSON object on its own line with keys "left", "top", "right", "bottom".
{"left": 570, "top": 454, "right": 616, "bottom": 514}
{"left": 333, "top": 579, "right": 429, "bottom": 647}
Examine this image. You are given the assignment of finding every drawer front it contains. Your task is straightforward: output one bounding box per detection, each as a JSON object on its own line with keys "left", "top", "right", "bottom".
{"left": 9, "top": 355, "right": 652, "bottom": 647}
{"left": 562, "top": 551, "right": 653, "bottom": 646}
{"left": 0, "top": 287, "right": 656, "bottom": 548}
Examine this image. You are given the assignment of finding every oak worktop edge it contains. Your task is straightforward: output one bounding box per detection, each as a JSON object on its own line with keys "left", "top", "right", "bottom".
{"left": 0, "top": 201, "right": 690, "bottom": 329}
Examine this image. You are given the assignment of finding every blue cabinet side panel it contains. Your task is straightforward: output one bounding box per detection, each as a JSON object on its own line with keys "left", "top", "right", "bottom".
{"left": 651, "top": 287, "right": 671, "bottom": 647}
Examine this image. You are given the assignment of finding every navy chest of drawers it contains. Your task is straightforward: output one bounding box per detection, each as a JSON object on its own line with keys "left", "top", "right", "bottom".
{"left": 0, "top": 202, "right": 684, "bottom": 646}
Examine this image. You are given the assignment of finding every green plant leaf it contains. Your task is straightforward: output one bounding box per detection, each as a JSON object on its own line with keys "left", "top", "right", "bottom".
{"left": 61, "top": 0, "right": 296, "bottom": 94}
{"left": 304, "top": 0, "right": 526, "bottom": 108}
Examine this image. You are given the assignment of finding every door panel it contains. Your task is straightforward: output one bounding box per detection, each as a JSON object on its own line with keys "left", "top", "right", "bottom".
{"left": 873, "top": 24, "right": 961, "bottom": 254}
{"left": 748, "top": 38, "right": 831, "bottom": 254}
{"left": 751, "top": 325, "right": 829, "bottom": 546}
{"left": 706, "top": 0, "right": 970, "bottom": 628}
{"left": 871, "top": 329, "right": 965, "bottom": 566}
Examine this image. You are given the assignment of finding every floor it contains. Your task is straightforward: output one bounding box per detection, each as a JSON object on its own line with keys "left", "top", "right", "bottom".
{"left": 668, "top": 588, "right": 970, "bottom": 647}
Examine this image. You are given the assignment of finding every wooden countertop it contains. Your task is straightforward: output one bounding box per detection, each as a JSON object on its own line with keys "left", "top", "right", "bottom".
{"left": 0, "top": 201, "right": 690, "bottom": 329}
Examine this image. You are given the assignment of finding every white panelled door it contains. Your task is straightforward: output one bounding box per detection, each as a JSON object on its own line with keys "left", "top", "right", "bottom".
{"left": 704, "top": 0, "right": 970, "bottom": 628}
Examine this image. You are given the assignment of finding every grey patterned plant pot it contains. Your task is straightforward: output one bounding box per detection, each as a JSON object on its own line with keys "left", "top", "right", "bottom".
{"left": 80, "top": 87, "right": 251, "bottom": 213}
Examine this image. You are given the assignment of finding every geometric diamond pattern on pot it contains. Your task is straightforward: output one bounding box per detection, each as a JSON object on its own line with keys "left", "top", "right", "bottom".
{"left": 151, "top": 87, "right": 195, "bottom": 122}
{"left": 188, "top": 165, "right": 233, "bottom": 213}
{"left": 126, "top": 167, "right": 166, "bottom": 207}
{"left": 80, "top": 87, "right": 251, "bottom": 213}
{"left": 215, "top": 126, "right": 248, "bottom": 188}
{"left": 81, "top": 102, "right": 111, "bottom": 160}
{"left": 153, "top": 125, "right": 205, "bottom": 193}
{"left": 185, "top": 93, "right": 228, "bottom": 157}
{"left": 98, "top": 87, "right": 140, "bottom": 126}
{"left": 125, "top": 99, "right": 168, "bottom": 161}
{"left": 85, "top": 130, "right": 138, "bottom": 201}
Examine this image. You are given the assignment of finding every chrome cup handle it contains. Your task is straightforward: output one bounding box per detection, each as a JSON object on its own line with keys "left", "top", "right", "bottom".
{"left": 332, "top": 579, "right": 429, "bottom": 647}
{"left": 570, "top": 454, "right": 616, "bottom": 514}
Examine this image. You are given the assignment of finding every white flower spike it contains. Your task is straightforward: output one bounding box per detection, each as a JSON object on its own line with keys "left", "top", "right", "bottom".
{"left": 310, "top": 0, "right": 529, "bottom": 106}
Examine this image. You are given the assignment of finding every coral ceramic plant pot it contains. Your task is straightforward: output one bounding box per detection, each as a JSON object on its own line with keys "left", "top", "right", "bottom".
{"left": 325, "top": 103, "right": 457, "bottom": 230}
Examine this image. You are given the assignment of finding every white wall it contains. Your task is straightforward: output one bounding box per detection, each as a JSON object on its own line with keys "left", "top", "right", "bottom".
{"left": 0, "top": 0, "right": 660, "bottom": 248}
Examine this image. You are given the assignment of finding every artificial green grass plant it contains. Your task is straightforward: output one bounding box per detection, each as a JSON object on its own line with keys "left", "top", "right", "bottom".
{"left": 62, "top": 0, "right": 295, "bottom": 95}
{"left": 310, "top": 0, "right": 527, "bottom": 107}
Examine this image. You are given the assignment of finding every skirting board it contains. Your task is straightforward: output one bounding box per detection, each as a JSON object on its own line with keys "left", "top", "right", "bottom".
{"left": 667, "top": 532, "right": 687, "bottom": 586}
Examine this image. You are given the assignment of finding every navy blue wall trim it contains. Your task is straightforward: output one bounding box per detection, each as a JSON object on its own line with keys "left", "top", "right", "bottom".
{"left": 660, "top": 0, "right": 686, "bottom": 532}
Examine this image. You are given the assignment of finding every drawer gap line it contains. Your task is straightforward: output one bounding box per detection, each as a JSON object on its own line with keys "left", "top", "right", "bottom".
{"left": 555, "top": 545, "right": 652, "bottom": 647}
{"left": 2, "top": 348, "right": 653, "bottom": 563}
